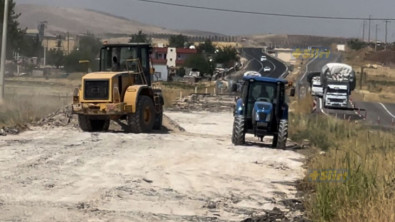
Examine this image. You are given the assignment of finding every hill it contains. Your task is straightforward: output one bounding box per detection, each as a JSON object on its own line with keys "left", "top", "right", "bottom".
{"left": 15, "top": 4, "right": 178, "bottom": 36}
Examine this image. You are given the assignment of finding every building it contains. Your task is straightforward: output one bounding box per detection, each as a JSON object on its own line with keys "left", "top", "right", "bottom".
{"left": 26, "top": 29, "right": 78, "bottom": 55}
{"left": 151, "top": 47, "right": 197, "bottom": 81}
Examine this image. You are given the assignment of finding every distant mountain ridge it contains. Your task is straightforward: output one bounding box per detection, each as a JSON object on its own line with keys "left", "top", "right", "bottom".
{"left": 15, "top": 4, "right": 225, "bottom": 38}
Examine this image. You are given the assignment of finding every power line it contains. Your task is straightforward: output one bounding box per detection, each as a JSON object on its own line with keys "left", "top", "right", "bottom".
{"left": 136, "top": 0, "right": 395, "bottom": 21}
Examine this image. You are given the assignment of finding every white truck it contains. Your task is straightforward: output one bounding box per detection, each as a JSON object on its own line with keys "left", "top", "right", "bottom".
{"left": 320, "top": 63, "right": 356, "bottom": 109}
{"left": 311, "top": 76, "right": 323, "bottom": 97}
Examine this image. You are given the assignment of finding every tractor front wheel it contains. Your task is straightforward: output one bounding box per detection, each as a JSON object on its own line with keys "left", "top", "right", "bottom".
{"left": 232, "top": 115, "right": 245, "bottom": 145}
{"left": 127, "top": 96, "right": 155, "bottom": 133}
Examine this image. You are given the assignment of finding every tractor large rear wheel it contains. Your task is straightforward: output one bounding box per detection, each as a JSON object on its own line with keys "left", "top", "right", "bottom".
{"left": 276, "top": 119, "right": 288, "bottom": 149}
{"left": 232, "top": 116, "right": 245, "bottom": 145}
{"left": 127, "top": 96, "right": 155, "bottom": 133}
{"left": 78, "top": 115, "right": 110, "bottom": 132}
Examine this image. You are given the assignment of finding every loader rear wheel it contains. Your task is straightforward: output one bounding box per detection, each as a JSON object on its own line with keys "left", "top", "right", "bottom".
{"left": 232, "top": 115, "right": 245, "bottom": 145}
{"left": 127, "top": 96, "right": 155, "bottom": 133}
{"left": 78, "top": 115, "right": 110, "bottom": 132}
{"left": 276, "top": 119, "right": 288, "bottom": 149}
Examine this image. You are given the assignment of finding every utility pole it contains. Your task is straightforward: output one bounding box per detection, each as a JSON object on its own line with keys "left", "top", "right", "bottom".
{"left": 0, "top": 0, "right": 9, "bottom": 103}
{"left": 368, "top": 15, "right": 371, "bottom": 42}
{"left": 362, "top": 20, "right": 366, "bottom": 41}
{"left": 67, "top": 32, "right": 70, "bottom": 54}
{"left": 375, "top": 24, "right": 378, "bottom": 51}
{"left": 384, "top": 20, "right": 390, "bottom": 48}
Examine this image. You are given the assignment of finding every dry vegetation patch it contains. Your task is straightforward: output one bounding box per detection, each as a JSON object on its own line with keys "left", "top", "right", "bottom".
{"left": 289, "top": 97, "right": 395, "bottom": 221}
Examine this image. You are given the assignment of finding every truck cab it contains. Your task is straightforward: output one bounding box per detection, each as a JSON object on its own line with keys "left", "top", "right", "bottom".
{"left": 311, "top": 76, "right": 323, "bottom": 97}
{"left": 324, "top": 83, "right": 349, "bottom": 108}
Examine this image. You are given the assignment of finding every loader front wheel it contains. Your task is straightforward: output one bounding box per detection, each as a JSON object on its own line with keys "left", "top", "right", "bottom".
{"left": 127, "top": 96, "right": 155, "bottom": 133}
{"left": 78, "top": 115, "right": 110, "bottom": 132}
{"left": 153, "top": 109, "right": 163, "bottom": 130}
{"left": 232, "top": 115, "right": 245, "bottom": 145}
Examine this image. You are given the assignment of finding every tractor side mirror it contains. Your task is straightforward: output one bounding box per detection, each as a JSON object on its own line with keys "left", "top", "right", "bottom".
{"left": 290, "top": 87, "right": 296, "bottom": 97}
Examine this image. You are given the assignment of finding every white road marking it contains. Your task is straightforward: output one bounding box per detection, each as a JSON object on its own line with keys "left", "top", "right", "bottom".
{"left": 300, "top": 56, "right": 319, "bottom": 82}
{"left": 319, "top": 98, "right": 329, "bottom": 116}
{"left": 349, "top": 98, "right": 363, "bottom": 118}
{"left": 379, "top": 103, "right": 395, "bottom": 119}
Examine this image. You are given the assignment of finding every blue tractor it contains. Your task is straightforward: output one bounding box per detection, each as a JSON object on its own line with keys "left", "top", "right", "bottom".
{"left": 232, "top": 75, "right": 295, "bottom": 148}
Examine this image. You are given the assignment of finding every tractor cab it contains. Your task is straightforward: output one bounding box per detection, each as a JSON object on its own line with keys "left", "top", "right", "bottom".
{"left": 232, "top": 74, "right": 294, "bottom": 148}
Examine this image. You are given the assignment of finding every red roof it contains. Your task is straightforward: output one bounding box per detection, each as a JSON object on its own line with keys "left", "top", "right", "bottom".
{"left": 153, "top": 47, "right": 167, "bottom": 53}
{"left": 176, "top": 60, "right": 185, "bottom": 65}
{"left": 177, "top": 48, "right": 197, "bottom": 54}
{"left": 153, "top": 47, "right": 197, "bottom": 54}
{"left": 151, "top": 58, "right": 167, "bottom": 65}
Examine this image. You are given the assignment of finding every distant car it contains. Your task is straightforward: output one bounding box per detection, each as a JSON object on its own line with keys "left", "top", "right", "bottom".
{"left": 263, "top": 66, "right": 271, "bottom": 72}
{"left": 260, "top": 55, "right": 267, "bottom": 62}
{"left": 244, "top": 71, "right": 261, "bottom": 77}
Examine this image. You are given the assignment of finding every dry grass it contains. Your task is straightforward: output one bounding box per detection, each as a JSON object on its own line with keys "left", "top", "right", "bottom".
{"left": 1, "top": 76, "right": 77, "bottom": 128}
{"left": 290, "top": 97, "right": 395, "bottom": 222}
{"left": 345, "top": 49, "right": 395, "bottom": 103}
{"left": 0, "top": 94, "right": 69, "bottom": 128}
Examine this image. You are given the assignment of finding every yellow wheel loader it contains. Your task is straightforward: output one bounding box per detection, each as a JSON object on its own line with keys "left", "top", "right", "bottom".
{"left": 72, "top": 43, "right": 164, "bottom": 133}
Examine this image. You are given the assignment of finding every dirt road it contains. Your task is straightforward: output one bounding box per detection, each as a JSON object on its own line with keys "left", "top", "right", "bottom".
{"left": 0, "top": 111, "right": 304, "bottom": 221}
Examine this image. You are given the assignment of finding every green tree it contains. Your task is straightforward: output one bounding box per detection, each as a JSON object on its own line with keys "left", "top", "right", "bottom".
{"left": 347, "top": 39, "right": 367, "bottom": 50}
{"left": 64, "top": 50, "right": 90, "bottom": 73}
{"left": 129, "top": 30, "right": 150, "bottom": 43}
{"left": 215, "top": 46, "right": 238, "bottom": 66}
{"left": 64, "top": 33, "right": 102, "bottom": 72}
{"left": 78, "top": 33, "right": 102, "bottom": 61}
{"left": 47, "top": 49, "right": 64, "bottom": 68}
{"left": 0, "top": 0, "right": 25, "bottom": 58}
{"left": 184, "top": 54, "right": 213, "bottom": 75}
{"left": 19, "top": 35, "right": 42, "bottom": 58}
{"left": 169, "top": 34, "right": 189, "bottom": 48}
{"left": 197, "top": 39, "right": 215, "bottom": 54}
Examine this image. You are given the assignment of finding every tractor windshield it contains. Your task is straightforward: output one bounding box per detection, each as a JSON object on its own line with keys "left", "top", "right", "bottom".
{"left": 248, "top": 82, "right": 277, "bottom": 103}
{"left": 245, "top": 81, "right": 277, "bottom": 118}
{"left": 100, "top": 46, "right": 139, "bottom": 72}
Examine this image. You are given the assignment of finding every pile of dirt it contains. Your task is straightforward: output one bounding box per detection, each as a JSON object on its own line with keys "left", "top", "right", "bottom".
{"left": 0, "top": 125, "right": 24, "bottom": 136}
{"left": 169, "top": 94, "right": 235, "bottom": 112}
{"left": 33, "top": 105, "right": 76, "bottom": 129}
{"left": 242, "top": 206, "right": 309, "bottom": 222}
{"left": 31, "top": 105, "right": 185, "bottom": 133}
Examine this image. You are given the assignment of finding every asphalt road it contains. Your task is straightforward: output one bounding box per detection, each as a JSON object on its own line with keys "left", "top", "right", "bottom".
{"left": 241, "top": 48, "right": 287, "bottom": 78}
{"left": 300, "top": 52, "right": 395, "bottom": 127}
{"left": 239, "top": 48, "right": 395, "bottom": 128}
{"left": 352, "top": 101, "right": 395, "bottom": 127}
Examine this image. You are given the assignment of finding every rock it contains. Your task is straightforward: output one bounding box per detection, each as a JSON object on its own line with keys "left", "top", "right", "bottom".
{"left": 0, "top": 128, "right": 6, "bottom": 136}
{"left": 143, "top": 178, "right": 153, "bottom": 183}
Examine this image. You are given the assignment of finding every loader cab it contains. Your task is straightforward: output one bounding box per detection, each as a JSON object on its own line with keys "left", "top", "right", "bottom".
{"left": 100, "top": 43, "right": 153, "bottom": 86}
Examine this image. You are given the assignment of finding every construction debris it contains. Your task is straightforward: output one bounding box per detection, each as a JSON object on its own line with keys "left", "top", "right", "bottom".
{"left": 33, "top": 105, "right": 76, "bottom": 128}
{"left": 169, "top": 94, "right": 235, "bottom": 112}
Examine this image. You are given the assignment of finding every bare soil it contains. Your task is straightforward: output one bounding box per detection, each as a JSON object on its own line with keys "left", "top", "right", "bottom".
{"left": 0, "top": 110, "right": 305, "bottom": 221}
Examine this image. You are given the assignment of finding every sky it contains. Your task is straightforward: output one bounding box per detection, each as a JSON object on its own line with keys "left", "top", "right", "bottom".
{"left": 15, "top": 0, "right": 395, "bottom": 41}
